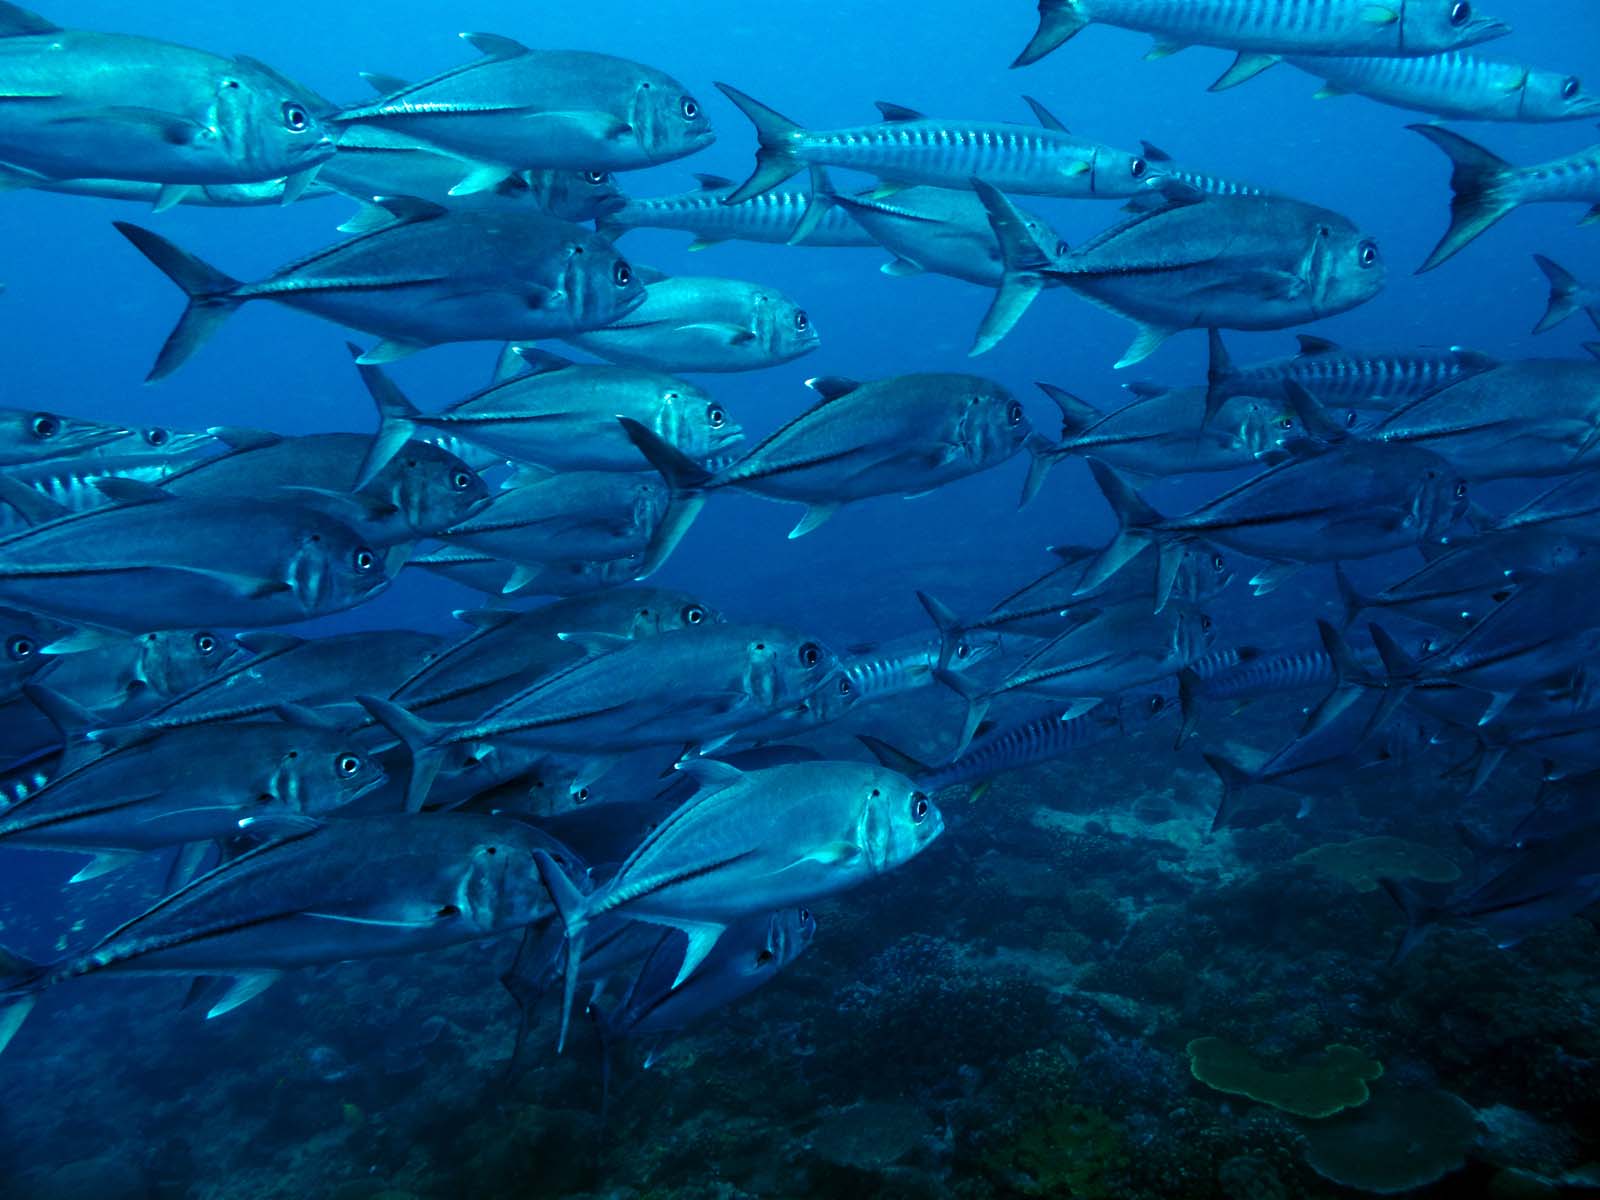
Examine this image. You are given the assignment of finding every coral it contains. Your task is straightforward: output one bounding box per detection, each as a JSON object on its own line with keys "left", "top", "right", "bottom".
{"left": 1185, "top": 1038, "right": 1382, "bottom": 1119}
{"left": 1294, "top": 835, "right": 1460, "bottom": 893}
{"left": 1301, "top": 1086, "right": 1479, "bottom": 1194}
{"left": 981, "top": 1102, "right": 1128, "bottom": 1198}
{"left": 808, "top": 1102, "right": 932, "bottom": 1170}
{"left": 1217, "top": 1153, "right": 1287, "bottom": 1200}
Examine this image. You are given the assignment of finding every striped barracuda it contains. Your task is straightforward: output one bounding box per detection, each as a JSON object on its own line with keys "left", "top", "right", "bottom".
{"left": 1015, "top": 0, "right": 1511, "bottom": 88}
{"left": 599, "top": 174, "right": 878, "bottom": 249}
{"left": 1414, "top": 127, "right": 1600, "bottom": 271}
{"left": 1122, "top": 142, "right": 1266, "bottom": 211}
{"left": 1289, "top": 53, "right": 1600, "bottom": 123}
{"left": 715, "top": 86, "right": 1161, "bottom": 205}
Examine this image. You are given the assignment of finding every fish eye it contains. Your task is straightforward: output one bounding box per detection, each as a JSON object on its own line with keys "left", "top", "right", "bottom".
{"left": 1201, "top": 614, "right": 1214, "bottom": 631}
{"left": 1278, "top": 416, "right": 1294, "bottom": 430}
{"left": 755, "top": 948, "right": 775, "bottom": 966}
{"left": 682, "top": 604, "right": 706, "bottom": 625}
{"left": 354, "top": 548, "right": 378, "bottom": 571}
{"left": 282, "top": 102, "right": 309, "bottom": 132}
{"left": 575, "top": 787, "right": 590, "bottom": 804}
{"left": 451, "top": 469, "right": 473, "bottom": 491}
{"left": 1129, "top": 157, "right": 1147, "bottom": 179}
{"left": 794, "top": 310, "right": 809, "bottom": 332}
{"left": 1449, "top": 1, "right": 1471, "bottom": 26}
{"left": 194, "top": 632, "right": 217, "bottom": 655}
{"left": 1345, "top": 410, "right": 1359, "bottom": 428}
{"left": 1455, "top": 481, "right": 1469, "bottom": 499}
{"left": 1146, "top": 695, "right": 1165, "bottom": 715}
{"left": 955, "top": 640, "right": 971, "bottom": 661}
{"left": 612, "top": 260, "right": 632, "bottom": 287}
{"left": 29, "top": 413, "right": 59, "bottom": 440}
{"left": 838, "top": 675, "right": 851, "bottom": 696}
{"left": 910, "top": 793, "right": 930, "bottom": 824}
{"left": 1563, "top": 76, "right": 1582, "bottom": 101}
{"left": 5, "top": 635, "right": 34, "bottom": 661}
{"left": 680, "top": 96, "right": 700, "bottom": 120}
{"left": 584, "top": 169, "right": 610, "bottom": 185}
{"left": 798, "top": 642, "right": 822, "bottom": 668}
{"left": 1212, "top": 553, "right": 1226, "bottom": 572}
{"left": 144, "top": 427, "right": 170, "bottom": 447}
{"left": 336, "top": 754, "right": 363, "bottom": 777}
{"left": 1008, "top": 402, "right": 1024, "bottom": 426}
{"left": 799, "top": 907, "right": 812, "bottom": 923}
{"left": 707, "top": 405, "right": 726, "bottom": 429}
{"left": 1358, "top": 240, "right": 1379, "bottom": 268}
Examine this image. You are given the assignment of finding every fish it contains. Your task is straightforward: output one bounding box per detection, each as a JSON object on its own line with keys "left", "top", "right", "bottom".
{"left": 0, "top": 812, "right": 575, "bottom": 1056}
{"left": 0, "top": 407, "right": 128, "bottom": 468}
{"left": 977, "top": 184, "right": 1386, "bottom": 364}
{"left": 531, "top": 758, "right": 943, "bottom": 1047}
{"left": 355, "top": 349, "right": 743, "bottom": 483}
{"left": 840, "top": 632, "right": 1003, "bottom": 708}
{"left": 329, "top": 34, "right": 714, "bottom": 181}
{"left": 1413, "top": 126, "right": 1600, "bottom": 271}
{"left": 24, "top": 627, "right": 237, "bottom": 721}
{"left": 562, "top": 268, "right": 818, "bottom": 374}
{"left": 0, "top": 162, "right": 337, "bottom": 207}
{"left": 0, "top": 605, "right": 73, "bottom": 702}
{"left": 716, "top": 86, "right": 1162, "bottom": 204}
{"left": 115, "top": 199, "right": 645, "bottom": 379}
{"left": 1014, "top": 0, "right": 1511, "bottom": 84}
{"left": 597, "top": 173, "right": 878, "bottom": 249}
{"left": 622, "top": 373, "right": 1030, "bottom": 555}
{"left": 1531, "top": 255, "right": 1600, "bottom": 335}
{"left": 1084, "top": 444, "right": 1469, "bottom": 597}
{"left": 1119, "top": 143, "right": 1266, "bottom": 211}
{"left": 1288, "top": 53, "right": 1600, "bottom": 123}
{"left": 407, "top": 546, "right": 643, "bottom": 600}
{"left": 0, "top": 477, "right": 396, "bottom": 631}
{"left": 1370, "top": 358, "right": 1600, "bottom": 479}
{"left": 0, "top": 2, "right": 335, "bottom": 194}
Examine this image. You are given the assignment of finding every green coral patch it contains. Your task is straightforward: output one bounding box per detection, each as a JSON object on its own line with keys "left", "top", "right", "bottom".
{"left": 1294, "top": 835, "right": 1461, "bottom": 893}
{"left": 1186, "top": 1038, "right": 1382, "bottom": 1119}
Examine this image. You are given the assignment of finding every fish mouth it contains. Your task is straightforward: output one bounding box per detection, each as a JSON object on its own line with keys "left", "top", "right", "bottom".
{"left": 1459, "top": 16, "right": 1512, "bottom": 46}
{"left": 1568, "top": 98, "right": 1600, "bottom": 118}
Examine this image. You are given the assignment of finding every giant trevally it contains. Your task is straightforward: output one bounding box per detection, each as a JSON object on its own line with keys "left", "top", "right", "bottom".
{"left": 0, "top": 478, "right": 395, "bottom": 630}
{"left": 330, "top": 34, "right": 714, "bottom": 184}
{"left": 1531, "top": 256, "right": 1600, "bottom": 334}
{"left": 532, "top": 758, "right": 943, "bottom": 1046}
{"left": 355, "top": 350, "right": 743, "bottom": 483}
{"left": 155, "top": 427, "right": 487, "bottom": 543}
{"left": 0, "top": 2, "right": 335, "bottom": 198}
{"left": 27, "top": 627, "right": 235, "bottom": 719}
{"left": 623, "top": 372, "right": 1029, "bottom": 552}
{"left": 977, "top": 184, "right": 1386, "bottom": 364}
{"left": 1370, "top": 358, "right": 1600, "bottom": 479}
{"left": 0, "top": 407, "right": 127, "bottom": 467}
{"left": 716, "top": 87, "right": 1161, "bottom": 204}
{"left": 1014, "top": 0, "right": 1511, "bottom": 83}
{"left": 562, "top": 269, "right": 818, "bottom": 374}
{"left": 598, "top": 174, "right": 877, "bottom": 250}
{"left": 1288, "top": 53, "right": 1600, "bottom": 123}
{"left": 0, "top": 812, "right": 574, "bottom": 1055}
{"left": 0, "top": 605, "right": 71, "bottom": 702}
{"left": 115, "top": 200, "right": 645, "bottom": 379}
{"left": 1413, "top": 126, "right": 1600, "bottom": 271}
{"left": 1084, "top": 444, "right": 1468, "bottom": 595}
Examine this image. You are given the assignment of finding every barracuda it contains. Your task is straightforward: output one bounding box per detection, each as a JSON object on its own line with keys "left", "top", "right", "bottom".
{"left": 1289, "top": 52, "right": 1600, "bottom": 122}
{"left": 599, "top": 174, "right": 877, "bottom": 249}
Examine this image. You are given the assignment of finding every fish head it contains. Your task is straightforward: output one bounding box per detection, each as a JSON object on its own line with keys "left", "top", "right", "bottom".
{"left": 628, "top": 71, "right": 715, "bottom": 165}
{"left": 0, "top": 605, "right": 71, "bottom": 692}
{"left": 1399, "top": 0, "right": 1511, "bottom": 52}
{"left": 372, "top": 442, "right": 489, "bottom": 536}
{"left": 1171, "top": 605, "right": 1219, "bottom": 662}
{"left": 1306, "top": 218, "right": 1386, "bottom": 319}
{"left": 657, "top": 379, "right": 745, "bottom": 466}
{"left": 527, "top": 169, "right": 628, "bottom": 222}
{"left": 135, "top": 629, "right": 234, "bottom": 698}
{"left": 565, "top": 228, "right": 648, "bottom": 330}
{"left": 738, "top": 625, "right": 844, "bottom": 713}
{"left": 218, "top": 58, "right": 339, "bottom": 175}
{"left": 794, "top": 664, "right": 862, "bottom": 728}
{"left": 286, "top": 521, "right": 391, "bottom": 614}
{"left": 1520, "top": 70, "right": 1600, "bottom": 121}
{"left": 753, "top": 291, "right": 820, "bottom": 362}
{"left": 274, "top": 739, "right": 386, "bottom": 813}
{"left": 1090, "top": 144, "right": 1156, "bottom": 199}
{"left": 860, "top": 769, "right": 944, "bottom": 873}
{"left": 457, "top": 833, "right": 570, "bottom": 931}
{"left": 760, "top": 906, "right": 818, "bottom": 973}
{"left": 624, "top": 590, "right": 724, "bottom": 637}
{"left": 0, "top": 408, "right": 129, "bottom": 466}
{"left": 1410, "top": 459, "right": 1473, "bottom": 543}
{"left": 953, "top": 376, "right": 1032, "bottom": 465}
{"left": 1171, "top": 542, "right": 1234, "bottom": 602}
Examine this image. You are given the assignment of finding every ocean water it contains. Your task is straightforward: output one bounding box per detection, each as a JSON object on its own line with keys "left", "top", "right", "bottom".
{"left": 1, "top": 1, "right": 1599, "bottom": 1197}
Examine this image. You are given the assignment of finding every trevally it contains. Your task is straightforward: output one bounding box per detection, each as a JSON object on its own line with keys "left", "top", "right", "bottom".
{"left": 0, "top": 2, "right": 335, "bottom": 195}
{"left": 116, "top": 200, "right": 645, "bottom": 379}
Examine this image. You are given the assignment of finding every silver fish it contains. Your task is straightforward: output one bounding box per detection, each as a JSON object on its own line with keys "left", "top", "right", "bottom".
{"left": 1290, "top": 52, "right": 1600, "bottom": 123}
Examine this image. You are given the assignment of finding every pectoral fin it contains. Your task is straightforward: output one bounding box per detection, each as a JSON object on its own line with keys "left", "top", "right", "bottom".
{"left": 1114, "top": 323, "right": 1179, "bottom": 370}
{"left": 358, "top": 338, "right": 428, "bottom": 364}
{"left": 50, "top": 106, "right": 207, "bottom": 144}
{"left": 1209, "top": 52, "right": 1280, "bottom": 92}
{"left": 788, "top": 503, "right": 841, "bottom": 539}
{"left": 68, "top": 851, "right": 141, "bottom": 884}
{"left": 205, "top": 972, "right": 282, "bottom": 1020}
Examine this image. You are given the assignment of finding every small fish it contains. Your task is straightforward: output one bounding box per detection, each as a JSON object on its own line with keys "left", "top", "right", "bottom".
{"left": 599, "top": 174, "right": 877, "bottom": 249}
{"left": 1413, "top": 126, "right": 1600, "bottom": 271}
{"left": 1290, "top": 52, "right": 1600, "bottom": 123}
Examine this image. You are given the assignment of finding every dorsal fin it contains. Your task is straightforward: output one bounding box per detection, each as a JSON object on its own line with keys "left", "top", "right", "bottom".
{"left": 1023, "top": 96, "right": 1069, "bottom": 133}
{"left": 875, "top": 101, "right": 925, "bottom": 122}
{"left": 805, "top": 376, "right": 861, "bottom": 402}
{"left": 0, "top": 4, "right": 59, "bottom": 35}
{"left": 0, "top": 474, "right": 67, "bottom": 525}
{"left": 371, "top": 194, "right": 450, "bottom": 224}
{"left": 1139, "top": 141, "right": 1173, "bottom": 163}
{"left": 360, "top": 71, "right": 411, "bottom": 95}
{"left": 512, "top": 346, "right": 576, "bottom": 376}
{"left": 694, "top": 173, "right": 735, "bottom": 190}
{"left": 460, "top": 32, "right": 530, "bottom": 60}
{"left": 94, "top": 477, "right": 173, "bottom": 505}
{"left": 1295, "top": 334, "right": 1340, "bottom": 356}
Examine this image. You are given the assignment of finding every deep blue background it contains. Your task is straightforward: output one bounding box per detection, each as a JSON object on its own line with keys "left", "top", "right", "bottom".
{"left": 1, "top": 0, "right": 1595, "bottom": 646}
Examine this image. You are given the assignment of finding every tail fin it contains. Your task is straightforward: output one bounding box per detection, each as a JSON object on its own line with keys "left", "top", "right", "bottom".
{"left": 1202, "top": 751, "right": 1256, "bottom": 832}
{"left": 1176, "top": 667, "right": 1202, "bottom": 749}
{"left": 355, "top": 696, "right": 448, "bottom": 813}
{"left": 971, "top": 178, "right": 1057, "bottom": 355}
{"left": 1077, "top": 458, "right": 1165, "bottom": 596}
{"left": 112, "top": 222, "right": 244, "bottom": 381}
{"left": 915, "top": 590, "right": 966, "bottom": 671}
{"left": 932, "top": 667, "right": 991, "bottom": 759}
{"left": 1037, "top": 382, "right": 1099, "bottom": 438}
{"left": 617, "top": 418, "right": 714, "bottom": 579}
{"left": 1019, "top": 434, "right": 1062, "bottom": 509}
{"left": 0, "top": 945, "right": 46, "bottom": 1057}
{"left": 1532, "top": 254, "right": 1584, "bottom": 334}
{"left": 1410, "top": 125, "right": 1517, "bottom": 273}
{"left": 531, "top": 849, "right": 590, "bottom": 1053}
{"left": 789, "top": 166, "right": 839, "bottom": 247}
{"left": 1299, "top": 618, "right": 1367, "bottom": 738}
{"left": 1363, "top": 622, "right": 1420, "bottom": 737}
{"left": 1203, "top": 329, "right": 1238, "bottom": 426}
{"left": 1378, "top": 876, "right": 1440, "bottom": 963}
{"left": 715, "top": 83, "right": 806, "bottom": 204}
{"left": 856, "top": 734, "right": 932, "bottom": 781}
{"left": 1332, "top": 563, "right": 1369, "bottom": 630}
{"left": 1012, "top": 0, "right": 1088, "bottom": 68}
{"left": 348, "top": 344, "right": 425, "bottom": 489}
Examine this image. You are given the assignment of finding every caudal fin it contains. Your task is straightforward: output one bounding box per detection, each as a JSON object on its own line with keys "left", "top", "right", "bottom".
{"left": 348, "top": 343, "right": 424, "bottom": 489}
{"left": 715, "top": 83, "right": 806, "bottom": 204}
{"left": 1531, "top": 254, "right": 1585, "bottom": 334}
{"left": 971, "top": 178, "right": 1058, "bottom": 355}
{"left": 1202, "top": 329, "right": 1238, "bottom": 426}
{"left": 618, "top": 418, "right": 714, "bottom": 579}
{"left": 1410, "top": 125, "right": 1517, "bottom": 273}
{"left": 915, "top": 590, "right": 967, "bottom": 671}
{"left": 856, "top": 734, "right": 932, "bottom": 781}
{"left": 355, "top": 696, "right": 448, "bottom": 813}
{"left": 789, "top": 166, "right": 838, "bottom": 247}
{"left": 531, "top": 849, "right": 590, "bottom": 1053}
{"left": 0, "top": 945, "right": 46, "bottom": 1057}
{"left": 1012, "top": 0, "right": 1088, "bottom": 68}
{"left": 1202, "top": 751, "right": 1256, "bottom": 833}
{"left": 1378, "top": 876, "right": 1441, "bottom": 963}
{"left": 1077, "top": 458, "right": 1165, "bottom": 596}
{"left": 113, "top": 222, "right": 244, "bottom": 381}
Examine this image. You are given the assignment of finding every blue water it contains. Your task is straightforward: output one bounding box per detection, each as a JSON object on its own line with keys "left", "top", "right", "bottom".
{"left": 3, "top": 2, "right": 1600, "bottom": 1197}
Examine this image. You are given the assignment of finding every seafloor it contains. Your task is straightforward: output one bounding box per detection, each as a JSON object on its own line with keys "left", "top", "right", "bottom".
{"left": 1, "top": 672, "right": 1595, "bottom": 1200}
